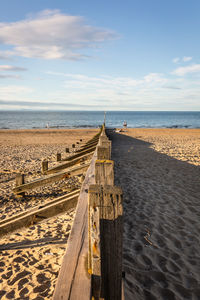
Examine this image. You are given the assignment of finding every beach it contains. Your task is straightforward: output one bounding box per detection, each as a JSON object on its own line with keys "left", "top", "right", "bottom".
{"left": 0, "top": 129, "right": 98, "bottom": 299}
{"left": 110, "top": 129, "right": 200, "bottom": 300}
{"left": 0, "top": 128, "right": 200, "bottom": 299}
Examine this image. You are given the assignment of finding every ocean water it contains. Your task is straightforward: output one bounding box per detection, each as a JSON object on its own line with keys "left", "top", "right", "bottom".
{"left": 0, "top": 111, "right": 199, "bottom": 129}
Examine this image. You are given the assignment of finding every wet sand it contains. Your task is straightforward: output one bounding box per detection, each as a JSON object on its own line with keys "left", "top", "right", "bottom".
{"left": 109, "top": 129, "right": 200, "bottom": 300}
{"left": 0, "top": 128, "right": 98, "bottom": 299}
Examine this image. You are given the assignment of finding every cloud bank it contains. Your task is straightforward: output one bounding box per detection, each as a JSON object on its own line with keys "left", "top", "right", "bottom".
{"left": 0, "top": 65, "right": 27, "bottom": 71}
{"left": 173, "top": 64, "right": 200, "bottom": 76}
{"left": 0, "top": 10, "right": 117, "bottom": 60}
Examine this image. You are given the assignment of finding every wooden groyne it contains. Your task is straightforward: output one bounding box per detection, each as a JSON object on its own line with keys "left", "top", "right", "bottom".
{"left": 53, "top": 125, "right": 124, "bottom": 300}
{"left": 13, "top": 131, "right": 101, "bottom": 196}
{"left": 0, "top": 189, "right": 80, "bottom": 238}
{"left": 6, "top": 125, "right": 124, "bottom": 299}
{"left": 0, "top": 129, "right": 101, "bottom": 239}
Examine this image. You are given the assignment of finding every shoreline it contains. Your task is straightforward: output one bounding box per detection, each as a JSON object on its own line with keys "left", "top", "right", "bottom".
{"left": 1, "top": 126, "right": 200, "bottom": 131}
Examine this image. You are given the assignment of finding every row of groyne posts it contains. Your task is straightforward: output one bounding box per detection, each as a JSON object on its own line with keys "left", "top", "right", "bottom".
{"left": 53, "top": 124, "right": 124, "bottom": 300}
{"left": 88, "top": 126, "right": 123, "bottom": 300}
{"left": 10, "top": 124, "right": 124, "bottom": 299}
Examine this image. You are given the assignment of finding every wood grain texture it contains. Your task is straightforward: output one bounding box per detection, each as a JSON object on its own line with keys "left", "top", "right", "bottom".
{"left": 88, "top": 184, "right": 123, "bottom": 300}
{"left": 13, "top": 163, "right": 89, "bottom": 194}
{"left": 46, "top": 152, "right": 93, "bottom": 175}
{"left": 62, "top": 145, "right": 96, "bottom": 161}
{"left": 97, "top": 146, "right": 110, "bottom": 160}
{"left": 0, "top": 189, "right": 80, "bottom": 237}
{"left": 53, "top": 149, "right": 98, "bottom": 300}
{"left": 95, "top": 160, "right": 114, "bottom": 186}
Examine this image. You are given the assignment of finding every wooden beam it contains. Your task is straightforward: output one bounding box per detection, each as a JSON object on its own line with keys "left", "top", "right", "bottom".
{"left": 79, "top": 140, "right": 99, "bottom": 151}
{"left": 95, "top": 160, "right": 114, "bottom": 186}
{"left": 61, "top": 145, "right": 96, "bottom": 162}
{"left": 97, "top": 146, "right": 110, "bottom": 160}
{"left": 46, "top": 152, "right": 93, "bottom": 175}
{"left": 88, "top": 185, "right": 102, "bottom": 298}
{"left": 13, "top": 163, "right": 89, "bottom": 194}
{"left": 100, "top": 139, "right": 111, "bottom": 158}
{"left": 0, "top": 189, "right": 80, "bottom": 237}
{"left": 99, "top": 136, "right": 108, "bottom": 145}
{"left": 88, "top": 184, "right": 123, "bottom": 300}
{"left": 53, "top": 146, "right": 97, "bottom": 300}
{"left": 85, "top": 135, "right": 99, "bottom": 144}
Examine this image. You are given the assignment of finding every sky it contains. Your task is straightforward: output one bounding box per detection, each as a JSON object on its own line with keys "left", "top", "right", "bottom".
{"left": 0, "top": 0, "right": 200, "bottom": 111}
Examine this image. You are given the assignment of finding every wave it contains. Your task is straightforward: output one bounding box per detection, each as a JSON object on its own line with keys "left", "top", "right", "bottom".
{"left": 166, "top": 124, "right": 191, "bottom": 128}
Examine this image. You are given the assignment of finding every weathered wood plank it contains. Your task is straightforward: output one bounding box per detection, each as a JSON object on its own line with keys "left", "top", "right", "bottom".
{"left": 53, "top": 149, "right": 97, "bottom": 300}
{"left": 61, "top": 145, "right": 96, "bottom": 161}
{"left": 0, "top": 189, "right": 80, "bottom": 237}
{"left": 79, "top": 140, "right": 99, "bottom": 151}
{"left": 88, "top": 184, "right": 123, "bottom": 300}
{"left": 97, "top": 146, "right": 110, "bottom": 160}
{"left": 100, "top": 140, "right": 111, "bottom": 158}
{"left": 95, "top": 160, "right": 114, "bottom": 186}
{"left": 85, "top": 132, "right": 101, "bottom": 145}
{"left": 13, "top": 163, "right": 90, "bottom": 194}
{"left": 46, "top": 152, "right": 93, "bottom": 175}
{"left": 88, "top": 185, "right": 102, "bottom": 298}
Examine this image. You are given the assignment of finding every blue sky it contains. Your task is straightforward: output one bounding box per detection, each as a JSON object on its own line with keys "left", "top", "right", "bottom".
{"left": 0, "top": 0, "right": 200, "bottom": 111}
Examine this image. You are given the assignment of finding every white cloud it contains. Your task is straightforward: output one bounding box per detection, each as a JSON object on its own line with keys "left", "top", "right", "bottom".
{"left": 0, "top": 65, "right": 27, "bottom": 71}
{"left": 172, "top": 64, "right": 200, "bottom": 76}
{"left": 47, "top": 71, "right": 167, "bottom": 90}
{"left": 0, "top": 74, "right": 20, "bottom": 79}
{"left": 0, "top": 85, "right": 34, "bottom": 100}
{"left": 183, "top": 56, "right": 192, "bottom": 62}
{"left": 0, "top": 10, "right": 117, "bottom": 60}
{"left": 173, "top": 56, "right": 193, "bottom": 63}
{"left": 173, "top": 57, "right": 180, "bottom": 63}
{"left": 144, "top": 73, "right": 167, "bottom": 84}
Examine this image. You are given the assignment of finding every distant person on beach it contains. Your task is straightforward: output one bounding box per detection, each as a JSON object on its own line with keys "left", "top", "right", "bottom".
{"left": 123, "top": 121, "right": 127, "bottom": 131}
{"left": 46, "top": 123, "right": 49, "bottom": 129}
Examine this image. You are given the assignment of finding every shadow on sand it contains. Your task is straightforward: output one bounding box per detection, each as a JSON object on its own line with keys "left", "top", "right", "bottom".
{"left": 108, "top": 131, "right": 200, "bottom": 300}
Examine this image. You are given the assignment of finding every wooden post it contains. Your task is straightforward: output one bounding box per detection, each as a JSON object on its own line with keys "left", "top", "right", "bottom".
{"left": 97, "top": 146, "right": 110, "bottom": 160}
{"left": 101, "top": 140, "right": 111, "bottom": 158}
{"left": 72, "top": 144, "right": 75, "bottom": 148}
{"left": 42, "top": 160, "right": 48, "bottom": 174}
{"left": 16, "top": 173, "right": 25, "bottom": 197}
{"left": 80, "top": 139, "right": 82, "bottom": 142}
{"left": 95, "top": 160, "right": 114, "bottom": 186}
{"left": 66, "top": 147, "right": 69, "bottom": 153}
{"left": 88, "top": 185, "right": 102, "bottom": 299}
{"left": 88, "top": 184, "right": 123, "bottom": 300}
{"left": 57, "top": 153, "right": 61, "bottom": 161}
{"left": 99, "top": 136, "right": 108, "bottom": 145}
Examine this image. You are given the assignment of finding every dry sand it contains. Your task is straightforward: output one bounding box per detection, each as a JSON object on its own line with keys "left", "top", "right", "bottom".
{"left": 109, "top": 128, "right": 200, "bottom": 300}
{"left": 0, "top": 128, "right": 98, "bottom": 300}
{"left": 0, "top": 128, "right": 200, "bottom": 300}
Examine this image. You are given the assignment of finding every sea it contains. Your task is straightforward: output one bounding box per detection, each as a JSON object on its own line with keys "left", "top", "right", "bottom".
{"left": 0, "top": 111, "right": 199, "bottom": 129}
